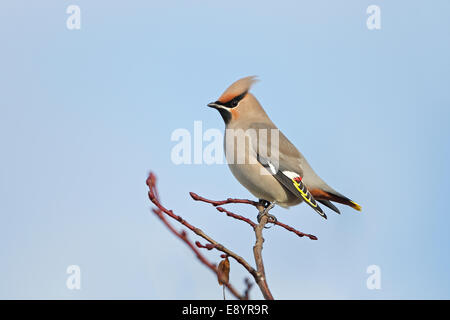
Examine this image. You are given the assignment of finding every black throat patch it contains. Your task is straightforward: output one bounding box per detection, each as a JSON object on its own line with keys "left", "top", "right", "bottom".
{"left": 218, "top": 108, "right": 231, "bottom": 124}
{"left": 215, "top": 91, "right": 248, "bottom": 124}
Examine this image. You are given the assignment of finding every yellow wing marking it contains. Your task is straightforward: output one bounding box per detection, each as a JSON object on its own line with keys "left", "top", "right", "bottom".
{"left": 292, "top": 178, "right": 318, "bottom": 208}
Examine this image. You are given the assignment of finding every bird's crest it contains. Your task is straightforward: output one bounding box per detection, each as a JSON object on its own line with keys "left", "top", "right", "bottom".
{"left": 218, "top": 76, "right": 258, "bottom": 103}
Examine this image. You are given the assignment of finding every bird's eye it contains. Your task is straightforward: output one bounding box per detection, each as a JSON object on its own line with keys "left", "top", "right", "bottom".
{"left": 231, "top": 99, "right": 238, "bottom": 107}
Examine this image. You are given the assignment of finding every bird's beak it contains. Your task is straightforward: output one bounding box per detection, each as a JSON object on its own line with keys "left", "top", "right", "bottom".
{"left": 207, "top": 102, "right": 221, "bottom": 109}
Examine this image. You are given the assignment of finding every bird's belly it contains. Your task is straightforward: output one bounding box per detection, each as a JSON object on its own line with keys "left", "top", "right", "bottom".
{"left": 223, "top": 126, "right": 300, "bottom": 207}
{"left": 227, "top": 162, "right": 302, "bottom": 207}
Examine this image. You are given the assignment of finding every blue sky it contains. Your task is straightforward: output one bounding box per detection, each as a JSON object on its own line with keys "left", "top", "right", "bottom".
{"left": 1, "top": 0, "right": 449, "bottom": 299}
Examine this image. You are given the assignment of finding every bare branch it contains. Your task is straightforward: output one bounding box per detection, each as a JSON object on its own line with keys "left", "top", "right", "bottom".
{"left": 147, "top": 172, "right": 318, "bottom": 300}
{"left": 252, "top": 210, "right": 274, "bottom": 300}
{"left": 151, "top": 207, "right": 244, "bottom": 300}
{"left": 190, "top": 191, "right": 318, "bottom": 241}
{"left": 147, "top": 172, "right": 254, "bottom": 299}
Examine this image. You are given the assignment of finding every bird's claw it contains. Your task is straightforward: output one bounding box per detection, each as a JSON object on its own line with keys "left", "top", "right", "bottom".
{"left": 257, "top": 200, "right": 277, "bottom": 227}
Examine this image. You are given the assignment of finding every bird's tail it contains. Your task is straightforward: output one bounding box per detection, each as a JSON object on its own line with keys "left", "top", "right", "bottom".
{"left": 311, "top": 189, "right": 362, "bottom": 212}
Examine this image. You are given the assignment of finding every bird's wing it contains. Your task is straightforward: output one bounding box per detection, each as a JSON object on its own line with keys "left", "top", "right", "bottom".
{"left": 248, "top": 122, "right": 327, "bottom": 219}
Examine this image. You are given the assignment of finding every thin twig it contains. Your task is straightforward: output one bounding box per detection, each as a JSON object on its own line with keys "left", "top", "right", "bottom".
{"left": 215, "top": 206, "right": 257, "bottom": 228}
{"left": 273, "top": 220, "right": 318, "bottom": 240}
{"left": 243, "top": 278, "right": 253, "bottom": 300}
{"left": 151, "top": 207, "right": 244, "bottom": 300}
{"left": 190, "top": 192, "right": 259, "bottom": 207}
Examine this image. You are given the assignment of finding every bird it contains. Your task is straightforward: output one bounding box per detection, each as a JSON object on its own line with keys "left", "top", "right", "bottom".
{"left": 207, "top": 76, "right": 361, "bottom": 220}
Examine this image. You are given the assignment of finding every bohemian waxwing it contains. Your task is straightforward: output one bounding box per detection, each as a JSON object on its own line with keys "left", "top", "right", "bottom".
{"left": 207, "top": 76, "right": 361, "bottom": 219}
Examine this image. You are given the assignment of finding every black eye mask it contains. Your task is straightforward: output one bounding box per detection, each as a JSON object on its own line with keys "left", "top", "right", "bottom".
{"left": 216, "top": 91, "right": 248, "bottom": 109}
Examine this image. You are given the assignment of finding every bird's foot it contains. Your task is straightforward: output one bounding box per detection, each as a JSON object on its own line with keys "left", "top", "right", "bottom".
{"left": 259, "top": 199, "right": 272, "bottom": 209}
{"left": 257, "top": 200, "right": 277, "bottom": 228}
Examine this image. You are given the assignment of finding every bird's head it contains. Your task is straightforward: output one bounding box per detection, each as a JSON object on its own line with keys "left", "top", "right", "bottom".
{"left": 207, "top": 76, "right": 259, "bottom": 124}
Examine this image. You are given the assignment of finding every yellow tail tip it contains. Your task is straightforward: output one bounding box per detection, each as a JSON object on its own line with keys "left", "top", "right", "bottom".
{"left": 350, "top": 201, "right": 362, "bottom": 211}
